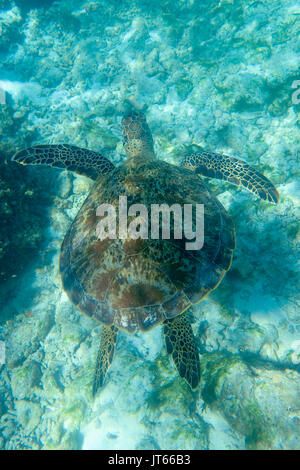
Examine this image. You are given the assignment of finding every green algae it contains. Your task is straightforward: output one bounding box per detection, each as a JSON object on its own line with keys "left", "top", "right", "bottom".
{"left": 242, "top": 401, "right": 272, "bottom": 449}
{"left": 201, "top": 352, "right": 241, "bottom": 405}
{"left": 146, "top": 353, "right": 209, "bottom": 449}
{"left": 175, "top": 78, "right": 193, "bottom": 100}
{"left": 62, "top": 400, "right": 87, "bottom": 427}
{"left": 201, "top": 352, "right": 274, "bottom": 449}
{"left": 146, "top": 353, "right": 195, "bottom": 411}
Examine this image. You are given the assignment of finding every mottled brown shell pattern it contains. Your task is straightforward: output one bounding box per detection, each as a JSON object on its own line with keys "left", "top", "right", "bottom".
{"left": 59, "top": 158, "right": 235, "bottom": 333}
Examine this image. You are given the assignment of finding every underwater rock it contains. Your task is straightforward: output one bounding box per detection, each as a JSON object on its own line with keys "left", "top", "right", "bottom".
{"left": 14, "top": 1, "right": 56, "bottom": 13}
{"left": 201, "top": 353, "right": 300, "bottom": 449}
{"left": 6, "top": 309, "right": 54, "bottom": 368}
{"left": 0, "top": 103, "right": 19, "bottom": 154}
{"left": 14, "top": 399, "right": 42, "bottom": 434}
{"left": 0, "top": 5, "right": 22, "bottom": 52}
{"left": 10, "top": 360, "right": 42, "bottom": 400}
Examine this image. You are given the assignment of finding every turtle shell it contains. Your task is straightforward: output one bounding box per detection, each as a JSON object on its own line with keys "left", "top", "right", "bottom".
{"left": 59, "top": 158, "right": 235, "bottom": 333}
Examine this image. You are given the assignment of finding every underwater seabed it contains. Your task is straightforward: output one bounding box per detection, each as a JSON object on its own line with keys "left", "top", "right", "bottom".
{"left": 0, "top": 167, "right": 299, "bottom": 450}
{"left": 0, "top": 0, "right": 300, "bottom": 450}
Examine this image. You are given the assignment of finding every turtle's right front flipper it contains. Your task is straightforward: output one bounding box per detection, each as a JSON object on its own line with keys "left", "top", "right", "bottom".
{"left": 12, "top": 144, "right": 114, "bottom": 180}
{"left": 93, "top": 325, "right": 118, "bottom": 396}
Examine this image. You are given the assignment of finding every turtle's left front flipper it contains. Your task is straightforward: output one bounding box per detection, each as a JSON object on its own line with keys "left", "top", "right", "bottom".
{"left": 182, "top": 151, "right": 279, "bottom": 204}
{"left": 163, "top": 313, "right": 200, "bottom": 390}
{"left": 12, "top": 144, "right": 114, "bottom": 180}
{"left": 93, "top": 325, "right": 118, "bottom": 396}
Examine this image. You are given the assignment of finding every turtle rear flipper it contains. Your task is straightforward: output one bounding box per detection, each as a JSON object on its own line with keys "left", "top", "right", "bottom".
{"left": 93, "top": 325, "right": 118, "bottom": 396}
{"left": 12, "top": 144, "right": 114, "bottom": 180}
{"left": 163, "top": 313, "right": 200, "bottom": 390}
{"left": 182, "top": 151, "right": 279, "bottom": 204}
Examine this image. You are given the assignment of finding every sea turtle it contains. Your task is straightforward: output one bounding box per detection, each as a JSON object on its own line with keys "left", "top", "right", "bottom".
{"left": 12, "top": 111, "right": 279, "bottom": 394}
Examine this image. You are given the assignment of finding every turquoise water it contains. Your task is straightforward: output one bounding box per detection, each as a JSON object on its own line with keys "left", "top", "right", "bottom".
{"left": 0, "top": 0, "right": 299, "bottom": 450}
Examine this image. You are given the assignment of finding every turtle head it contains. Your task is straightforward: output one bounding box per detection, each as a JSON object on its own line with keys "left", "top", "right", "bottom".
{"left": 122, "top": 112, "right": 155, "bottom": 160}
